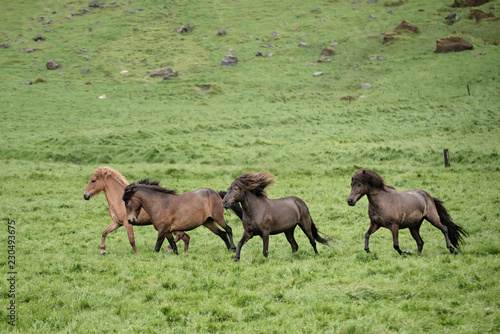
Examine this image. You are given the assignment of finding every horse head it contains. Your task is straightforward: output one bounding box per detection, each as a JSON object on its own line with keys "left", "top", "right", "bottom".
{"left": 83, "top": 167, "right": 108, "bottom": 200}
{"left": 347, "top": 169, "right": 384, "bottom": 206}
{"left": 122, "top": 184, "right": 142, "bottom": 225}
{"left": 222, "top": 183, "right": 243, "bottom": 208}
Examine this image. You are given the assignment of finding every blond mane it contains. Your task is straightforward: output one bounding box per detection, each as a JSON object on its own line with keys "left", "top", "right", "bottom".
{"left": 93, "top": 166, "right": 129, "bottom": 187}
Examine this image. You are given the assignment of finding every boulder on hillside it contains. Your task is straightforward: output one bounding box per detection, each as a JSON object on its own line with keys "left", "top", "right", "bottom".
{"left": 177, "top": 25, "right": 193, "bottom": 33}
{"left": 46, "top": 59, "right": 61, "bottom": 70}
{"left": 384, "top": 0, "right": 404, "bottom": 6}
{"left": 89, "top": 1, "right": 104, "bottom": 8}
{"left": 321, "top": 47, "right": 336, "bottom": 56}
{"left": 394, "top": 20, "right": 419, "bottom": 33}
{"left": 149, "top": 67, "right": 178, "bottom": 79}
{"left": 221, "top": 55, "right": 238, "bottom": 66}
{"left": 217, "top": 29, "right": 226, "bottom": 35}
{"left": 33, "top": 34, "right": 46, "bottom": 41}
{"left": 468, "top": 8, "right": 495, "bottom": 21}
{"left": 452, "top": 0, "right": 491, "bottom": 7}
{"left": 435, "top": 36, "right": 473, "bottom": 53}
{"left": 382, "top": 34, "right": 395, "bottom": 44}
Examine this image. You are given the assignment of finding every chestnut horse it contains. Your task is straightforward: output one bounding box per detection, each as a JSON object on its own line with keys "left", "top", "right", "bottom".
{"left": 222, "top": 172, "right": 329, "bottom": 262}
{"left": 83, "top": 167, "right": 190, "bottom": 254}
{"left": 347, "top": 169, "right": 468, "bottom": 255}
{"left": 123, "top": 182, "right": 237, "bottom": 254}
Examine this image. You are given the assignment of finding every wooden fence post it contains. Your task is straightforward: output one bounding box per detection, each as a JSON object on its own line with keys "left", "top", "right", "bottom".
{"left": 444, "top": 149, "right": 450, "bottom": 167}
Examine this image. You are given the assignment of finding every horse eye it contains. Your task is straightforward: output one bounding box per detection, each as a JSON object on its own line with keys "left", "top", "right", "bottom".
{"left": 91, "top": 180, "right": 96, "bottom": 183}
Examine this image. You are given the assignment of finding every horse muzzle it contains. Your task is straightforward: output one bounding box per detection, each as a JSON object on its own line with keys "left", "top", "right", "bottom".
{"left": 221, "top": 200, "right": 231, "bottom": 209}
{"left": 347, "top": 198, "right": 356, "bottom": 206}
{"left": 83, "top": 193, "right": 92, "bottom": 200}
{"left": 128, "top": 217, "right": 138, "bottom": 225}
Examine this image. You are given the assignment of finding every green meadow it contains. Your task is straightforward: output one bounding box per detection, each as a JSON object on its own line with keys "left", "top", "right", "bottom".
{"left": 1, "top": 0, "right": 499, "bottom": 332}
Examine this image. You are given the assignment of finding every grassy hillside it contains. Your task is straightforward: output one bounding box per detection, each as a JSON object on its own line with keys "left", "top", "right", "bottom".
{"left": 0, "top": 0, "right": 499, "bottom": 333}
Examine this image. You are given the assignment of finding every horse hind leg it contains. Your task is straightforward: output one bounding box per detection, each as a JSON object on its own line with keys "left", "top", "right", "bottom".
{"left": 284, "top": 229, "right": 299, "bottom": 254}
{"left": 298, "top": 223, "right": 318, "bottom": 254}
{"left": 426, "top": 211, "right": 458, "bottom": 254}
{"left": 203, "top": 219, "right": 232, "bottom": 251}
{"left": 212, "top": 212, "right": 236, "bottom": 251}
{"left": 409, "top": 225, "right": 424, "bottom": 254}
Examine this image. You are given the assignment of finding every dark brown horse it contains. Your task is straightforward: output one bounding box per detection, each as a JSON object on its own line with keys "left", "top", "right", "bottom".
{"left": 123, "top": 182, "right": 236, "bottom": 254}
{"left": 347, "top": 169, "right": 468, "bottom": 255}
{"left": 83, "top": 167, "right": 190, "bottom": 254}
{"left": 222, "top": 172, "right": 329, "bottom": 262}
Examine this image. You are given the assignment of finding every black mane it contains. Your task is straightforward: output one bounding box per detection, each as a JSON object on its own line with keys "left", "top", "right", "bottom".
{"left": 137, "top": 179, "right": 160, "bottom": 186}
{"left": 352, "top": 169, "right": 386, "bottom": 190}
{"left": 233, "top": 172, "right": 276, "bottom": 197}
{"left": 122, "top": 182, "right": 177, "bottom": 204}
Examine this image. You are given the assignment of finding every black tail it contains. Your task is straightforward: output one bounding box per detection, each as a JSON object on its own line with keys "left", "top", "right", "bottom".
{"left": 218, "top": 191, "right": 243, "bottom": 221}
{"left": 434, "top": 198, "right": 468, "bottom": 248}
{"left": 311, "top": 219, "right": 330, "bottom": 246}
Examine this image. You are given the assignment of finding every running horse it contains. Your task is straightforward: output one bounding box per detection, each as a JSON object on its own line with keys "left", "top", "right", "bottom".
{"left": 83, "top": 167, "right": 191, "bottom": 254}
{"left": 123, "top": 182, "right": 237, "bottom": 254}
{"left": 347, "top": 169, "right": 468, "bottom": 255}
{"left": 222, "top": 172, "right": 329, "bottom": 262}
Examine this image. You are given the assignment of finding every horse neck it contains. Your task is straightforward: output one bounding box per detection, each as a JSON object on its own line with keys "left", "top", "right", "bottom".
{"left": 134, "top": 188, "right": 167, "bottom": 220}
{"left": 366, "top": 187, "right": 389, "bottom": 208}
{"left": 240, "top": 191, "right": 265, "bottom": 219}
{"left": 102, "top": 176, "right": 128, "bottom": 218}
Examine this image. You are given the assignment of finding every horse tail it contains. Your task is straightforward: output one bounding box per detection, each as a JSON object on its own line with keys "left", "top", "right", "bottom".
{"left": 218, "top": 191, "right": 243, "bottom": 220}
{"left": 433, "top": 198, "right": 468, "bottom": 248}
{"left": 311, "top": 219, "right": 330, "bottom": 246}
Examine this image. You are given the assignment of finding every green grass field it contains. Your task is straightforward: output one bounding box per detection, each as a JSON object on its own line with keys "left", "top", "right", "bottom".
{"left": 1, "top": 0, "right": 499, "bottom": 332}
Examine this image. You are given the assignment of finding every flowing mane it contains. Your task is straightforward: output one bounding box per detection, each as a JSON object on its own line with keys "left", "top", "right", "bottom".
{"left": 352, "top": 169, "right": 386, "bottom": 190}
{"left": 123, "top": 182, "right": 177, "bottom": 204}
{"left": 233, "top": 172, "right": 276, "bottom": 197}
{"left": 93, "top": 166, "right": 129, "bottom": 187}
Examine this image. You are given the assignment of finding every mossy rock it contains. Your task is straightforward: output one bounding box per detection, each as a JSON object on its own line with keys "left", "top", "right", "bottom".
{"left": 435, "top": 36, "right": 473, "bottom": 53}
{"left": 394, "top": 20, "right": 419, "bottom": 33}
{"left": 321, "top": 47, "right": 336, "bottom": 56}
{"left": 452, "top": 0, "right": 491, "bottom": 8}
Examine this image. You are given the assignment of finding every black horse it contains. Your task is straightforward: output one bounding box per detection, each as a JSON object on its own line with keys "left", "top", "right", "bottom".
{"left": 222, "top": 172, "right": 329, "bottom": 262}
{"left": 347, "top": 169, "right": 468, "bottom": 255}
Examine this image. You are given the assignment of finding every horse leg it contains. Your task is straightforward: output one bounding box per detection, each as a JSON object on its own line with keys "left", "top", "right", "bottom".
{"left": 123, "top": 221, "right": 139, "bottom": 254}
{"left": 165, "top": 233, "right": 178, "bottom": 255}
{"left": 390, "top": 225, "right": 410, "bottom": 255}
{"left": 262, "top": 231, "right": 270, "bottom": 258}
{"left": 409, "top": 225, "right": 424, "bottom": 254}
{"left": 426, "top": 213, "right": 458, "bottom": 254}
{"left": 181, "top": 232, "right": 190, "bottom": 252}
{"left": 213, "top": 212, "right": 236, "bottom": 251}
{"left": 203, "top": 219, "right": 232, "bottom": 250}
{"left": 365, "top": 221, "right": 380, "bottom": 253}
{"left": 234, "top": 231, "right": 253, "bottom": 263}
{"left": 284, "top": 229, "right": 299, "bottom": 253}
{"left": 100, "top": 221, "right": 121, "bottom": 255}
{"left": 154, "top": 230, "right": 168, "bottom": 253}
{"left": 298, "top": 223, "right": 318, "bottom": 254}
{"left": 167, "top": 232, "right": 190, "bottom": 253}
